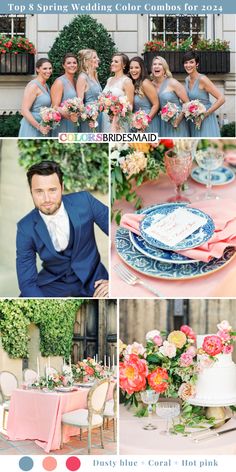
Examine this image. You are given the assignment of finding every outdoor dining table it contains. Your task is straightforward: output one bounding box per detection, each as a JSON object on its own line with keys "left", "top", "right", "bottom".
{"left": 7, "top": 383, "right": 114, "bottom": 453}
{"left": 111, "top": 170, "right": 236, "bottom": 298}
{"left": 119, "top": 405, "right": 236, "bottom": 455}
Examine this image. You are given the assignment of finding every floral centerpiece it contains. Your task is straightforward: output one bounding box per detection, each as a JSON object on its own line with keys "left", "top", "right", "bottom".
{"left": 111, "top": 140, "right": 174, "bottom": 224}
{"left": 72, "top": 357, "right": 105, "bottom": 383}
{"left": 182, "top": 100, "right": 206, "bottom": 130}
{"left": 31, "top": 368, "right": 73, "bottom": 391}
{"left": 120, "top": 325, "right": 198, "bottom": 406}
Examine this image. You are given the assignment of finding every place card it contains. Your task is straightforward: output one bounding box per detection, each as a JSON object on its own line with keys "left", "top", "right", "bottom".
{"left": 144, "top": 208, "right": 207, "bottom": 247}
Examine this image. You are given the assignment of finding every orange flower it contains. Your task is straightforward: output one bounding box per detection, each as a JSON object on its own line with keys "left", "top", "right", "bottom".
{"left": 168, "top": 330, "right": 187, "bottom": 349}
{"left": 119, "top": 354, "right": 148, "bottom": 395}
{"left": 130, "top": 143, "right": 151, "bottom": 153}
{"left": 147, "top": 367, "right": 169, "bottom": 393}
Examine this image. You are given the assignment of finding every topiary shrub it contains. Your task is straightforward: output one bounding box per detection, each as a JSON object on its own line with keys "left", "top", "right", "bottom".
{"left": 18, "top": 140, "right": 109, "bottom": 194}
{"left": 48, "top": 15, "right": 117, "bottom": 88}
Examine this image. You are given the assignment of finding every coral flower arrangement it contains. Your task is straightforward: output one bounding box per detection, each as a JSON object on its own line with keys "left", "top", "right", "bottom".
{"left": 119, "top": 325, "right": 198, "bottom": 408}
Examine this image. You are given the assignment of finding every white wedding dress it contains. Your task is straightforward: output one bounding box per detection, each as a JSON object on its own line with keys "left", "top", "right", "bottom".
{"left": 101, "top": 75, "right": 130, "bottom": 132}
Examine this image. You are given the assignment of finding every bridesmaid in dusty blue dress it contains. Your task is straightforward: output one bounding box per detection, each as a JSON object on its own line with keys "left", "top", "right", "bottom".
{"left": 128, "top": 56, "right": 160, "bottom": 133}
{"left": 51, "top": 53, "right": 78, "bottom": 136}
{"left": 19, "top": 58, "right": 52, "bottom": 137}
{"left": 151, "top": 56, "right": 190, "bottom": 138}
{"left": 76, "top": 49, "right": 102, "bottom": 132}
{"left": 183, "top": 51, "right": 224, "bottom": 137}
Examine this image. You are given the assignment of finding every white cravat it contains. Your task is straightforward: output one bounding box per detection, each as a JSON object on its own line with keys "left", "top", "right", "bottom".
{"left": 39, "top": 202, "right": 70, "bottom": 252}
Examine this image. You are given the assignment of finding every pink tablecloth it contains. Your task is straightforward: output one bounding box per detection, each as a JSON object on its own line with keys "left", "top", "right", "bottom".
{"left": 111, "top": 171, "right": 236, "bottom": 298}
{"left": 119, "top": 405, "right": 236, "bottom": 454}
{"left": 7, "top": 385, "right": 114, "bottom": 453}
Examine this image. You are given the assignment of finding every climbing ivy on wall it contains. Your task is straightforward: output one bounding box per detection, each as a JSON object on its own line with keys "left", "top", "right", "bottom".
{"left": 0, "top": 299, "right": 86, "bottom": 358}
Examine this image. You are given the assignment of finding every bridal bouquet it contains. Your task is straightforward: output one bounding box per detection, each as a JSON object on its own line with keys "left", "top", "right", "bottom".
{"left": 119, "top": 325, "right": 198, "bottom": 407}
{"left": 182, "top": 99, "right": 206, "bottom": 129}
{"left": 61, "top": 97, "right": 86, "bottom": 123}
{"left": 130, "top": 109, "right": 151, "bottom": 131}
{"left": 39, "top": 106, "right": 61, "bottom": 130}
{"left": 98, "top": 92, "right": 132, "bottom": 129}
{"left": 160, "top": 101, "right": 180, "bottom": 126}
{"left": 72, "top": 357, "right": 105, "bottom": 382}
{"left": 81, "top": 102, "right": 99, "bottom": 130}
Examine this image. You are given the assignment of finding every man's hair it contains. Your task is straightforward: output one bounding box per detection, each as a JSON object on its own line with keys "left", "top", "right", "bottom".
{"left": 27, "top": 161, "right": 64, "bottom": 188}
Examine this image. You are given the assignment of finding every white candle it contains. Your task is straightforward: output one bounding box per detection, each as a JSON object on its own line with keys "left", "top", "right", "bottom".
{"left": 37, "top": 357, "right": 40, "bottom": 377}
{"left": 112, "top": 354, "right": 115, "bottom": 368}
{"left": 69, "top": 355, "right": 72, "bottom": 372}
{"left": 108, "top": 356, "right": 111, "bottom": 370}
{"left": 96, "top": 354, "right": 98, "bottom": 363}
{"left": 104, "top": 355, "right": 106, "bottom": 367}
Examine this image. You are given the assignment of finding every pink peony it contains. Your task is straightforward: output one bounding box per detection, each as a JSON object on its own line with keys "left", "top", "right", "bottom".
{"left": 217, "top": 330, "right": 231, "bottom": 342}
{"left": 119, "top": 354, "right": 148, "bottom": 395}
{"left": 179, "top": 352, "right": 194, "bottom": 367}
{"left": 186, "top": 346, "right": 197, "bottom": 357}
{"left": 159, "top": 340, "right": 176, "bottom": 358}
{"left": 202, "top": 335, "right": 223, "bottom": 356}
{"left": 180, "top": 325, "right": 196, "bottom": 341}
{"left": 217, "top": 320, "right": 232, "bottom": 332}
{"left": 178, "top": 382, "right": 196, "bottom": 400}
{"left": 125, "top": 342, "right": 145, "bottom": 356}
{"left": 222, "top": 344, "right": 234, "bottom": 354}
{"left": 153, "top": 335, "right": 163, "bottom": 347}
{"left": 146, "top": 330, "right": 161, "bottom": 341}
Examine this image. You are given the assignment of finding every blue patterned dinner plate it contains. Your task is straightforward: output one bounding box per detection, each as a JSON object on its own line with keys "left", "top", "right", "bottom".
{"left": 116, "top": 227, "right": 236, "bottom": 280}
{"left": 130, "top": 204, "right": 198, "bottom": 264}
{"left": 140, "top": 204, "right": 215, "bottom": 251}
{"left": 191, "top": 166, "right": 235, "bottom": 186}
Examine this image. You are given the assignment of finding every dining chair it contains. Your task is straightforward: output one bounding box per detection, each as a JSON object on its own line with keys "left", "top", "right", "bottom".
{"left": 61, "top": 378, "right": 109, "bottom": 454}
{"left": 103, "top": 382, "right": 117, "bottom": 441}
{"left": 23, "top": 368, "right": 38, "bottom": 384}
{"left": 0, "top": 371, "right": 18, "bottom": 430}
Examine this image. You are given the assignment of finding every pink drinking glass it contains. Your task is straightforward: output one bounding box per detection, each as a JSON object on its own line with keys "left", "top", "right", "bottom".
{"left": 164, "top": 149, "right": 193, "bottom": 203}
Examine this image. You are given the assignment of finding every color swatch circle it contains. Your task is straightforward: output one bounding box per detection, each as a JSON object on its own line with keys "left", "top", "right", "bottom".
{"left": 42, "top": 457, "right": 57, "bottom": 471}
{"left": 19, "top": 457, "right": 34, "bottom": 471}
{"left": 66, "top": 456, "right": 81, "bottom": 471}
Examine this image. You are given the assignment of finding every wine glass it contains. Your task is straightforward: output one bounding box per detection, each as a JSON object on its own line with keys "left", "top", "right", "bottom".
{"left": 164, "top": 149, "right": 193, "bottom": 202}
{"left": 156, "top": 401, "right": 180, "bottom": 435}
{"left": 140, "top": 390, "right": 159, "bottom": 430}
{"left": 174, "top": 139, "right": 199, "bottom": 197}
{"left": 195, "top": 148, "right": 224, "bottom": 199}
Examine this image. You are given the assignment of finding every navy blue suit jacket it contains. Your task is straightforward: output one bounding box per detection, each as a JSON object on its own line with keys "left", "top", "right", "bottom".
{"left": 16, "top": 192, "right": 108, "bottom": 297}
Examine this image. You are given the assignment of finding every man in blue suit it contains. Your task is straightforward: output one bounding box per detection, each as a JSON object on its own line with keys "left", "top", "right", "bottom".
{"left": 16, "top": 160, "right": 109, "bottom": 298}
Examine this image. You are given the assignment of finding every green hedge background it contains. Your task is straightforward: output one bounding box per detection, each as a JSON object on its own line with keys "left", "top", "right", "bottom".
{"left": 18, "top": 140, "right": 109, "bottom": 194}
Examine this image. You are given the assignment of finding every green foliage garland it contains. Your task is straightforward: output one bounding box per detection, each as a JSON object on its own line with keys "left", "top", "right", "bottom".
{"left": 0, "top": 299, "right": 86, "bottom": 359}
{"left": 48, "top": 15, "right": 117, "bottom": 88}
{"left": 18, "top": 140, "right": 109, "bottom": 194}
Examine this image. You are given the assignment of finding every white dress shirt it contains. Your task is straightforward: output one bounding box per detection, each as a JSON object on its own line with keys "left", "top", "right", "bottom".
{"left": 39, "top": 201, "right": 70, "bottom": 252}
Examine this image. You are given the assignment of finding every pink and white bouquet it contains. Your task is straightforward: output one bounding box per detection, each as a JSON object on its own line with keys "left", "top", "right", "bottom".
{"left": 98, "top": 92, "right": 132, "bottom": 130}
{"left": 81, "top": 102, "right": 99, "bottom": 131}
{"left": 72, "top": 357, "right": 105, "bottom": 382}
{"left": 39, "top": 106, "right": 61, "bottom": 131}
{"left": 160, "top": 101, "right": 180, "bottom": 126}
{"left": 61, "top": 97, "right": 86, "bottom": 124}
{"left": 130, "top": 109, "right": 151, "bottom": 131}
{"left": 182, "top": 99, "right": 206, "bottom": 130}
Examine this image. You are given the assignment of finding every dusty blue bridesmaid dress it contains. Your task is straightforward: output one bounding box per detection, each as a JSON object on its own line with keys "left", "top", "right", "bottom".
{"left": 185, "top": 75, "right": 221, "bottom": 137}
{"left": 18, "top": 80, "right": 51, "bottom": 137}
{"left": 158, "top": 78, "right": 189, "bottom": 137}
{"left": 131, "top": 93, "right": 160, "bottom": 134}
{"left": 77, "top": 73, "right": 102, "bottom": 133}
{"left": 52, "top": 75, "right": 77, "bottom": 136}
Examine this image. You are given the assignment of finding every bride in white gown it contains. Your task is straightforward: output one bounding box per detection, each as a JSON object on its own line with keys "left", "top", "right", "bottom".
{"left": 101, "top": 53, "right": 134, "bottom": 132}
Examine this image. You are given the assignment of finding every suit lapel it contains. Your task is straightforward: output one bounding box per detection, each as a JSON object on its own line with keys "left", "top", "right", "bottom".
{"left": 63, "top": 196, "right": 81, "bottom": 255}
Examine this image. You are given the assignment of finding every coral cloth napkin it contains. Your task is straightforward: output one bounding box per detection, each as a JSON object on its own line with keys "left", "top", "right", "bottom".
{"left": 120, "top": 199, "right": 236, "bottom": 262}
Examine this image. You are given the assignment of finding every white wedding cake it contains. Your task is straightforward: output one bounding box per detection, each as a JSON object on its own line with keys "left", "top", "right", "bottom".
{"left": 190, "top": 335, "right": 236, "bottom": 407}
